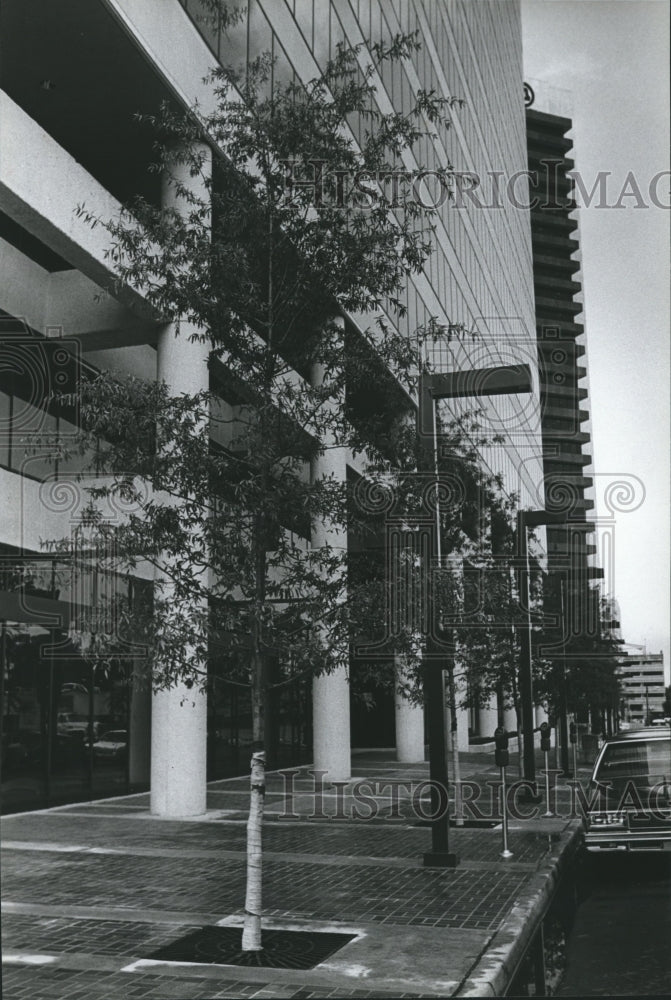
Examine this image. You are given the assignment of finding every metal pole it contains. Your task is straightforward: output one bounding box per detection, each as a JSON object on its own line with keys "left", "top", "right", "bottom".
{"left": 88, "top": 658, "right": 95, "bottom": 797}
{"left": 124, "top": 656, "right": 131, "bottom": 795}
{"left": 517, "top": 513, "right": 536, "bottom": 789}
{"left": 0, "top": 621, "right": 6, "bottom": 771}
{"left": 424, "top": 663, "right": 452, "bottom": 862}
{"left": 419, "top": 375, "right": 457, "bottom": 868}
{"left": 45, "top": 641, "right": 54, "bottom": 805}
{"left": 500, "top": 765, "right": 513, "bottom": 858}
{"left": 543, "top": 749, "right": 553, "bottom": 817}
{"left": 88, "top": 567, "right": 98, "bottom": 798}
{"left": 414, "top": 367, "right": 535, "bottom": 863}
{"left": 559, "top": 578, "right": 570, "bottom": 776}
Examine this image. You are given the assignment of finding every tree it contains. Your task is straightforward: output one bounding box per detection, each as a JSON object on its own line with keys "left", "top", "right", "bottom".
{"left": 350, "top": 406, "right": 530, "bottom": 802}
{"left": 435, "top": 467, "right": 550, "bottom": 775}
{"left": 563, "top": 596, "right": 622, "bottom": 734}
{"left": 52, "top": 18, "right": 466, "bottom": 950}
{"left": 537, "top": 579, "right": 622, "bottom": 737}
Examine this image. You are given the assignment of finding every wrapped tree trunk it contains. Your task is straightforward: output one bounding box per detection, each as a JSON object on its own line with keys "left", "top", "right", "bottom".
{"left": 242, "top": 747, "right": 265, "bottom": 951}
{"left": 242, "top": 500, "right": 270, "bottom": 952}
{"left": 446, "top": 661, "right": 464, "bottom": 826}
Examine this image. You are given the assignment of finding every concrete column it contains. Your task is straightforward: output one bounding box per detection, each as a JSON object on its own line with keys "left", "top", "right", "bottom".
{"left": 478, "top": 700, "right": 498, "bottom": 740}
{"left": 503, "top": 706, "right": 517, "bottom": 732}
{"left": 535, "top": 704, "right": 549, "bottom": 727}
{"left": 150, "top": 145, "right": 211, "bottom": 817}
{"left": 453, "top": 668, "right": 470, "bottom": 751}
{"left": 455, "top": 701, "right": 470, "bottom": 751}
{"left": 394, "top": 656, "right": 425, "bottom": 762}
{"left": 311, "top": 317, "right": 350, "bottom": 782}
{"left": 312, "top": 669, "right": 350, "bottom": 782}
{"left": 151, "top": 682, "right": 208, "bottom": 815}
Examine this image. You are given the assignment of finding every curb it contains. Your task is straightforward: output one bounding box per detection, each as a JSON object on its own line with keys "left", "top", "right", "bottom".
{"left": 455, "top": 819, "right": 583, "bottom": 997}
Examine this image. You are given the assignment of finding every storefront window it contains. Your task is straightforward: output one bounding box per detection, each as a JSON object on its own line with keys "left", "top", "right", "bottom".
{"left": 0, "top": 558, "right": 147, "bottom": 813}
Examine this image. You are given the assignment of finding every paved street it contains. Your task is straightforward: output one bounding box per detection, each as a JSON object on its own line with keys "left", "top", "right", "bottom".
{"left": 557, "top": 854, "right": 671, "bottom": 996}
{"left": 2, "top": 750, "right": 583, "bottom": 999}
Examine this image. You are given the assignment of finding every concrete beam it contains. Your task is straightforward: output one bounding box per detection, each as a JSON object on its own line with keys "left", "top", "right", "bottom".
{"left": 0, "top": 236, "right": 47, "bottom": 332}
{"left": 45, "top": 271, "right": 157, "bottom": 348}
{"left": 83, "top": 345, "right": 158, "bottom": 381}
{"left": 0, "top": 237, "right": 156, "bottom": 349}
{"left": 102, "top": 0, "right": 218, "bottom": 116}
{"left": 0, "top": 90, "right": 150, "bottom": 319}
{"left": 0, "top": 96, "right": 391, "bottom": 474}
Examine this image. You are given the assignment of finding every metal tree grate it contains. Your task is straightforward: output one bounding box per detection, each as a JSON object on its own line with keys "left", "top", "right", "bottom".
{"left": 148, "top": 926, "right": 356, "bottom": 970}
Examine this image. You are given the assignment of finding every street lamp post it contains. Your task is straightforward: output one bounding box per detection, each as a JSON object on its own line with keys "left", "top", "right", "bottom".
{"left": 418, "top": 363, "right": 532, "bottom": 867}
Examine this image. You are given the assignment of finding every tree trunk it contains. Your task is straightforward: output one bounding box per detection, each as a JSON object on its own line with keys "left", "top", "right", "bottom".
{"left": 240, "top": 203, "right": 279, "bottom": 949}
{"left": 446, "top": 661, "right": 463, "bottom": 825}
{"left": 514, "top": 700, "right": 524, "bottom": 777}
{"left": 242, "top": 746, "right": 265, "bottom": 951}
{"left": 242, "top": 508, "right": 269, "bottom": 951}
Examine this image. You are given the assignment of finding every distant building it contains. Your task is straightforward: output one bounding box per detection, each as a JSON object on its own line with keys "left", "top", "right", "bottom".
{"left": 602, "top": 596, "right": 624, "bottom": 643}
{"left": 617, "top": 651, "right": 666, "bottom": 724}
{"left": 524, "top": 94, "right": 606, "bottom": 752}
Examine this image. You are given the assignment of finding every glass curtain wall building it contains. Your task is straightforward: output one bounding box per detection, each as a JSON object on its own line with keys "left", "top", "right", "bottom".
{"left": 1, "top": 0, "right": 545, "bottom": 814}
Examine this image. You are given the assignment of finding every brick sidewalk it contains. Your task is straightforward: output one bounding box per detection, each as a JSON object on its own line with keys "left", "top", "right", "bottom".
{"left": 1, "top": 750, "right": 586, "bottom": 999}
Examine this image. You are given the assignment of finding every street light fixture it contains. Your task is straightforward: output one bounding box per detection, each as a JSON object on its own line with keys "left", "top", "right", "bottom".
{"left": 417, "top": 363, "right": 533, "bottom": 867}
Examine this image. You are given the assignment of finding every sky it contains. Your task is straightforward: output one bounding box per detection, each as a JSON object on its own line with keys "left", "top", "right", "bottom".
{"left": 521, "top": 0, "right": 670, "bottom": 682}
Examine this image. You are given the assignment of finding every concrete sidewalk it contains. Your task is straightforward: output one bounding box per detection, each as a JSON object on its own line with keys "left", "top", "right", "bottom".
{"left": 1, "top": 749, "right": 586, "bottom": 999}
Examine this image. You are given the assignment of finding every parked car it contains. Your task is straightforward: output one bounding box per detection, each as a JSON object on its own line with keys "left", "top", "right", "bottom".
{"left": 12, "top": 729, "right": 82, "bottom": 768}
{"left": 1, "top": 733, "right": 30, "bottom": 771}
{"left": 85, "top": 730, "right": 128, "bottom": 761}
{"left": 583, "top": 727, "right": 671, "bottom": 853}
{"left": 56, "top": 713, "right": 104, "bottom": 739}
{"left": 60, "top": 683, "right": 90, "bottom": 695}
{"left": 60, "top": 682, "right": 102, "bottom": 695}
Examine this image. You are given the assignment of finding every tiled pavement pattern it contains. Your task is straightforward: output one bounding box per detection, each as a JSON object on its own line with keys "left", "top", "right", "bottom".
{"left": 3, "top": 914, "right": 203, "bottom": 957}
{"left": 1, "top": 967, "right": 424, "bottom": 999}
{"left": 1, "top": 845, "right": 528, "bottom": 927}
{"left": 2, "top": 750, "right": 587, "bottom": 999}
{"left": 0, "top": 810, "right": 552, "bottom": 864}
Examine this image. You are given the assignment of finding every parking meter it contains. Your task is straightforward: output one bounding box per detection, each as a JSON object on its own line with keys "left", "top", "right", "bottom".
{"left": 495, "top": 727, "right": 512, "bottom": 858}
{"left": 540, "top": 722, "right": 553, "bottom": 817}
{"left": 540, "top": 722, "right": 551, "bottom": 752}
{"left": 495, "top": 726, "right": 509, "bottom": 767}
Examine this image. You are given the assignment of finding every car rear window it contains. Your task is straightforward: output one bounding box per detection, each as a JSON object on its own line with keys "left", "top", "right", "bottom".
{"left": 595, "top": 738, "right": 671, "bottom": 782}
